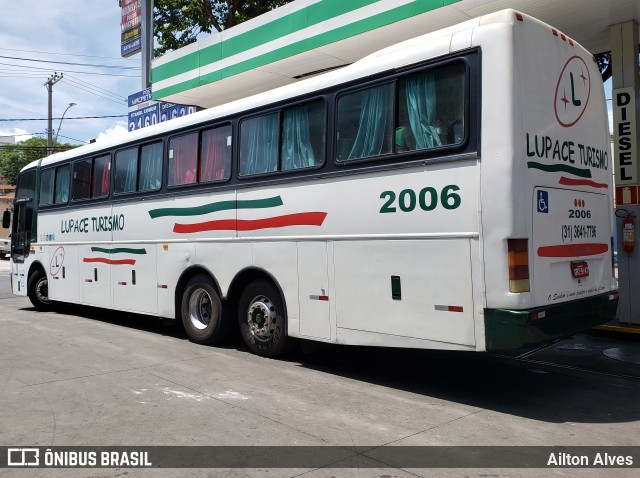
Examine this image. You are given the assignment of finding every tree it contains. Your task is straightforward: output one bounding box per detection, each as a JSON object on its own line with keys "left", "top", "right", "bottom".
{"left": 595, "top": 51, "right": 612, "bottom": 83}
{"left": 0, "top": 137, "right": 76, "bottom": 185}
{"left": 152, "top": 0, "right": 292, "bottom": 56}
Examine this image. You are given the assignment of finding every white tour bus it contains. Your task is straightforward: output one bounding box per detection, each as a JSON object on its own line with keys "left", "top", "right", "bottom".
{"left": 4, "top": 10, "right": 617, "bottom": 357}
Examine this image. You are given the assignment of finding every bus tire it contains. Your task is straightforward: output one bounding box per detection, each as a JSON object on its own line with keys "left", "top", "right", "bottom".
{"left": 180, "top": 274, "right": 228, "bottom": 345}
{"left": 238, "top": 280, "right": 290, "bottom": 357}
{"left": 27, "top": 268, "right": 54, "bottom": 312}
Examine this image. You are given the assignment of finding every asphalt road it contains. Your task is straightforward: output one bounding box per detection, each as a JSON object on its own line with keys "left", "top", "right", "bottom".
{"left": 0, "top": 262, "right": 638, "bottom": 477}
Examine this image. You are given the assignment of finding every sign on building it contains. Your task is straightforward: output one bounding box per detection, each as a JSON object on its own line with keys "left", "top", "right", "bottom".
{"left": 121, "top": 0, "right": 142, "bottom": 57}
{"left": 613, "top": 87, "right": 638, "bottom": 185}
{"left": 128, "top": 89, "right": 198, "bottom": 132}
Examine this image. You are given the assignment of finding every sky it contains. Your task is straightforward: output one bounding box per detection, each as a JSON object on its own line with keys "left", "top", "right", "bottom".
{"left": 0, "top": 1, "right": 141, "bottom": 146}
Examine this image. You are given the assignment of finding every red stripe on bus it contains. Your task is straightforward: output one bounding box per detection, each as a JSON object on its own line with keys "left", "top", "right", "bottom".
{"left": 173, "top": 212, "right": 328, "bottom": 233}
{"left": 83, "top": 257, "right": 136, "bottom": 266}
{"left": 559, "top": 177, "right": 608, "bottom": 189}
{"left": 537, "top": 243, "right": 608, "bottom": 257}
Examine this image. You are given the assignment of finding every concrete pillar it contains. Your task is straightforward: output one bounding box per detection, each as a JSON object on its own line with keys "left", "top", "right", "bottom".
{"left": 611, "top": 20, "right": 640, "bottom": 324}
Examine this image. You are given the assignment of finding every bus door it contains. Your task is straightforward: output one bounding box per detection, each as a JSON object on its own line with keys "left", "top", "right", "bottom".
{"left": 11, "top": 197, "right": 33, "bottom": 263}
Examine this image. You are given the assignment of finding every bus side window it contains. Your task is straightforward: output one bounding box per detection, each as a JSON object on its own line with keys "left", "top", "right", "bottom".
{"left": 139, "top": 142, "right": 163, "bottom": 192}
{"left": 92, "top": 155, "right": 110, "bottom": 198}
{"left": 115, "top": 147, "right": 138, "bottom": 194}
{"left": 39, "top": 169, "right": 55, "bottom": 205}
{"left": 72, "top": 159, "right": 92, "bottom": 200}
{"left": 54, "top": 164, "right": 70, "bottom": 204}
{"left": 168, "top": 132, "right": 198, "bottom": 186}
{"left": 200, "top": 125, "right": 231, "bottom": 182}
{"left": 336, "top": 83, "right": 393, "bottom": 161}
{"left": 239, "top": 113, "right": 278, "bottom": 176}
{"left": 281, "top": 99, "right": 325, "bottom": 171}
{"left": 397, "top": 62, "right": 465, "bottom": 152}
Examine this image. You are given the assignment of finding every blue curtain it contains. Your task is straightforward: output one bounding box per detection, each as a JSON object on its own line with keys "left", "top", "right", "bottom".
{"left": 281, "top": 106, "right": 315, "bottom": 171}
{"left": 54, "top": 165, "right": 70, "bottom": 203}
{"left": 348, "top": 85, "right": 390, "bottom": 160}
{"left": 116, "top": 148, "right": 137, "bottom": 193}
{"left": 241, "top": 114, "right": 278, "bottom": 175}
{"left": 405, "top": 72, "right": 441, "bottom": 150}
{"left": 139, "top": 143, "right": 162, "bottom": 191}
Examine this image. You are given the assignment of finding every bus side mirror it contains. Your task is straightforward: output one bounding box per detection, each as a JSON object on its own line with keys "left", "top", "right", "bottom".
{"left": 2, "top": 210, "right": 10, "bottom": 229}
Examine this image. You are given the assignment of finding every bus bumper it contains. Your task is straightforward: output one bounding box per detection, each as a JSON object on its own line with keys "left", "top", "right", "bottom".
{"left": 484, "top": 292, "right": 619, "bottom": 351}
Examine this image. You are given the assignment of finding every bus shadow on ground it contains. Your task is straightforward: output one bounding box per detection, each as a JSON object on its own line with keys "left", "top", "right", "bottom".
{"left": 296, "top": 343, "right": 640, "bottom": 425}
{"left": 27, "top": 303, "right": 640, "bottom": 425}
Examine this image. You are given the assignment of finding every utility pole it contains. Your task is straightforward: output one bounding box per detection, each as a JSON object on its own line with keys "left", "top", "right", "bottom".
{"left": 141, "top": 0, "right": 153, "bottom": 89}
{"left": 44, "top": 73, "right": 63, "bottom": 155}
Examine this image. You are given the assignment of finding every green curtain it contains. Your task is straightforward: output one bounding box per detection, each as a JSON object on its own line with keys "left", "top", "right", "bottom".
{"left": 54, "top": 165, "right": 70, "bottom": 204}
{"left": 405, "top": 72, "right": 441, "bottom": 150}
{"left": 116, "top": 148, "right": 137, "bottom": 193}
{"left": 139, "top": 143, "right": 162, "bottom": 191}
{"left": 348, "top": 85, "right": 390, "bottom": 160}
{"left": 240, "top": 114, "right": 278, "bottom": 175}
{"left": 281, "top": 105, "right": 315, "bottom": 171}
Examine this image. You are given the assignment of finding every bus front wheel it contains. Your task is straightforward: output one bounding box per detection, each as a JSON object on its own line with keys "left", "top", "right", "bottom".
{"left": 238, "top": 280, "right": 290, "bottom": 357}
{"left": 180, "top": 274, "right": 229, "bottom": 345}
{"left": 27, "top": 268, "right": 54, "bottom": 312}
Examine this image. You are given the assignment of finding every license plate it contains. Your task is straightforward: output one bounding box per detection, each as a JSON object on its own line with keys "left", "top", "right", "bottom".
{"left": 571, "top": 261, "right": 589, "bottom": 278}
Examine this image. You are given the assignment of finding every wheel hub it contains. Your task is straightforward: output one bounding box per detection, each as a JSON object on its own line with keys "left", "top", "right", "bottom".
{"left": 188, "top": 288, "right": 211, "bottom": 330}
{"left": 247, "top": 296, "right": 276, "bottom": 338}
{"left": 36, "top": 278, "right": 51, "bottom": 304}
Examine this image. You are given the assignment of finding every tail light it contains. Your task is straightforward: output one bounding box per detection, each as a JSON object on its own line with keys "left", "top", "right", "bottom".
{"left": 508, "top": 239, "right": 530, "bottom": 292}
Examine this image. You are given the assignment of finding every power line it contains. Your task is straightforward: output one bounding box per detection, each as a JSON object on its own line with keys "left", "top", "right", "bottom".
{"left": 0, "top": 47, "right": 139, "bottom": 62}
{"left": 61, "top": 79, "right": 127, "bottom": 106}
{"left": 0, "top": 55, "right": 141, "bottom": 70}
{"left": 0, "top": 115, "right": 127, "bottom": 121}
{"left": 0, "top": 61, "right": 140, "bottom": 78}
{"left": 65, "top": 74, "right": 128, "bottom": 101}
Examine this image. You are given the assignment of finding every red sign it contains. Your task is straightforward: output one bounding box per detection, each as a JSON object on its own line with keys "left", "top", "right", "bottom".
{"left": 615, "top": 185, "right": 639, "bottom": 205}
{"left": 121, "top": 0, "right": 142, "bottom": 33}
{"left": 570, "top": 260, "right": 590, "bottom": 279}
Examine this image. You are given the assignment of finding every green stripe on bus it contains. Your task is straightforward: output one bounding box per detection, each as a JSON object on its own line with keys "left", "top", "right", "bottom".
{"left": 152, "top": 0, "right": 454, "bottom": 89}
{"left": 148, "top": 196, "right": 284, "bottom": 219}
{"left": 526, "top": 162, "right": 592, "bottom": 178}
{"left": 90, "top": 247, "right": 147, "bottom": 255}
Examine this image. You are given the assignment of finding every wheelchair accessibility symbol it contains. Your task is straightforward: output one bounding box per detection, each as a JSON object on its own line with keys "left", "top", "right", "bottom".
{"left": 537, "top": 190, "right": 549, "bottom": 213}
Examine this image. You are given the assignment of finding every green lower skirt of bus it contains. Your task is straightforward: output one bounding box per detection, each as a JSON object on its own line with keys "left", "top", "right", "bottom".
{"left": 484, "top": 293, "right": 618, "bottom": 351}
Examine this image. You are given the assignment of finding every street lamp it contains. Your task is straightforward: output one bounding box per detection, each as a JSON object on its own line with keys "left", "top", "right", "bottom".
{"left": 52, "top": 102, "right": 76, "bottom": 153}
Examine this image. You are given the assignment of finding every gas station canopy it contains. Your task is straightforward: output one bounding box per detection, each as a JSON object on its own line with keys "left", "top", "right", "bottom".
{"left": 151, "top": 0, "right": 640, "bottom": 109}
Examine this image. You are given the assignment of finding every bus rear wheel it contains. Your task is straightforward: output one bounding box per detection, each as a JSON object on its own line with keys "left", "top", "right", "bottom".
{"left": 180, "top": 274, "right": 229, "bottom": 345}
{"left": 238, "top": 280, "right": 290, "bottom": 357}
{"left": 27, "top": 268, "right": 54, "bottom": 312}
